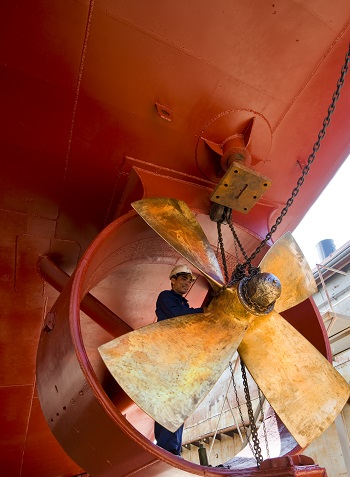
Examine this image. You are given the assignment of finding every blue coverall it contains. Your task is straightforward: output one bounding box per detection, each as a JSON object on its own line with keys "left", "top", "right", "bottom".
{"left": 154, "top": 289, "right": 203, "bottom": 455}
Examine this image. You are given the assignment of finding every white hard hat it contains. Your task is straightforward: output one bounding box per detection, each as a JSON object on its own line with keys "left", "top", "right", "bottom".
{"left": 169, "top": 264, "right": 194, "bottom": 279}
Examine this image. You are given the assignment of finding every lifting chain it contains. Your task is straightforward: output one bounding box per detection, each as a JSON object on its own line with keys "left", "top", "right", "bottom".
{"left": 230, "top": 361, "right": 256, "bottom": 459}
{"left": 240, "top": 361, "right": 264, "bottom": 466}
{"left": 230, "top": 361, "right": 264, "bottom": 467}
{"left": 216, "top": 42, "right": 350, "bottom": 286}
{"left": 217, "top": 218, "right": 229, "bottom": 282}
{"left": 217, "top": 211, "right": 260, "bottom": 285}
{"left": 219, "top": 43, "right": 350, "bottom": 465}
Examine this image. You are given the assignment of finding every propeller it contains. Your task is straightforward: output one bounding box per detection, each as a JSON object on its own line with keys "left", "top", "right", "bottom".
{"left": 99, "top": 197, "right": 350, "bottom": 448}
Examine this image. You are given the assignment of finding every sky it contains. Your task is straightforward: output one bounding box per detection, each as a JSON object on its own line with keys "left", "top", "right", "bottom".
{"left": 293, "top": 156, "right": 350, "bottom": 269}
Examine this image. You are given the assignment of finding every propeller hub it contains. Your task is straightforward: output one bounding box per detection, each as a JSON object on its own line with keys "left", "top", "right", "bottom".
{"left": 238, "top": 272, "right": 281, "bottom": 315}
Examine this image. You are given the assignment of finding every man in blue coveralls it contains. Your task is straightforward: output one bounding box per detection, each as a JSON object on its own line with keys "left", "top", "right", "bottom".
{"left": 154, "top": 264, "right": 204, "bottom": 456}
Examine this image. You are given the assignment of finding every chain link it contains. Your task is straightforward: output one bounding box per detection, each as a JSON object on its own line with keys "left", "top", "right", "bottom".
{"left": 240, "top": 361, "right": 264, "bottom": 466}
{"left": 230, "top": 361, "right": 268, "bottom": 466}
{"left": 229, "top": 361, "right": 256, "bottom": 458}
{"left": 217, "top": 209, "right": 261, "bottom": 286}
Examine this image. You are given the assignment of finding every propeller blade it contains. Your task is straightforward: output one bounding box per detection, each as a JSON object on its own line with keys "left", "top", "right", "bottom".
{"left": 259, "top": 232, "right": 317, "bottom": 312}
{"left": 99, "top": 288, "right": 250, "bottom": 432}
{"left": 238, "top": 310, "right": 350, "bottom": 448}
{"left": 132, "top": 198, "right": 224, "bottom": 288}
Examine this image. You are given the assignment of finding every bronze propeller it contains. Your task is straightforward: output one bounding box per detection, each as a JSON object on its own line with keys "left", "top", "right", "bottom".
{"left": 99, "top": 197, "right": 350, "bottom": 448}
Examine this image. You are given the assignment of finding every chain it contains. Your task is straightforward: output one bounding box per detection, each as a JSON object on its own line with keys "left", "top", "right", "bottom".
{"left": 258, "top": 387, "right": 270, "bottom": 459}
{"left": 218, "top": 46, "right": 350, "bottom": 461}
{"left": 229, "top": 358, "right": 269, "bottom": 467}
{"left": 217, "top": 208, "right": 261, "bottom": 286}
{"left": 241, "top": 361, "right": 264, "bottom": 466}
{"left": 227, "top": 219, "right": 250, "bottom": 262}
{"left": 245, "top": 43, "right": 350, "bottom": 268}
{"left": 217, "top": 221, "right": 229, "bottom": 282}
{"left": 220, "top": 43, "right": 350, "bottom": 283}
{"left": 229, "top": 361, "right": 256, "bottom": 458}
{"left": 213, "top": 210, "right": 259, "bottom": 285}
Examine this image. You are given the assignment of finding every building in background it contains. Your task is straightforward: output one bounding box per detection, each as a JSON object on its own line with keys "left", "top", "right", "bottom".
{"left": 298, "top": 240, "right": 350, "bottom": 476}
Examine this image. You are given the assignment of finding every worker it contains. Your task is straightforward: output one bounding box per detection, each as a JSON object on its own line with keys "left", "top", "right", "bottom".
{"left": 154, "top": 264, "right": 204, "bottom": 456}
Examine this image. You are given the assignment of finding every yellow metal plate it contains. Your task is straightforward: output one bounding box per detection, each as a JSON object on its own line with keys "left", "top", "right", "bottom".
{"left": 210, "top": 161, "right": 272, "bottom": 213}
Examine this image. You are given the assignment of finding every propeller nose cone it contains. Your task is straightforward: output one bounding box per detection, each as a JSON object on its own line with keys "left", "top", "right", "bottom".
{"left": 238, "top": 272, "right": 281, "bottom": 315}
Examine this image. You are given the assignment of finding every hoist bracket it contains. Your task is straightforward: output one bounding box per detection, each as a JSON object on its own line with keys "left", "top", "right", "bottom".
{"left": 210, "top": 161, "right": 272, "bottom": 214}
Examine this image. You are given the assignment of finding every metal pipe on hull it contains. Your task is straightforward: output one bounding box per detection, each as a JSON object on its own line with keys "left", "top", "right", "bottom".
{"left": 37, "top": 255, "right": 132, "bottom": 337}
